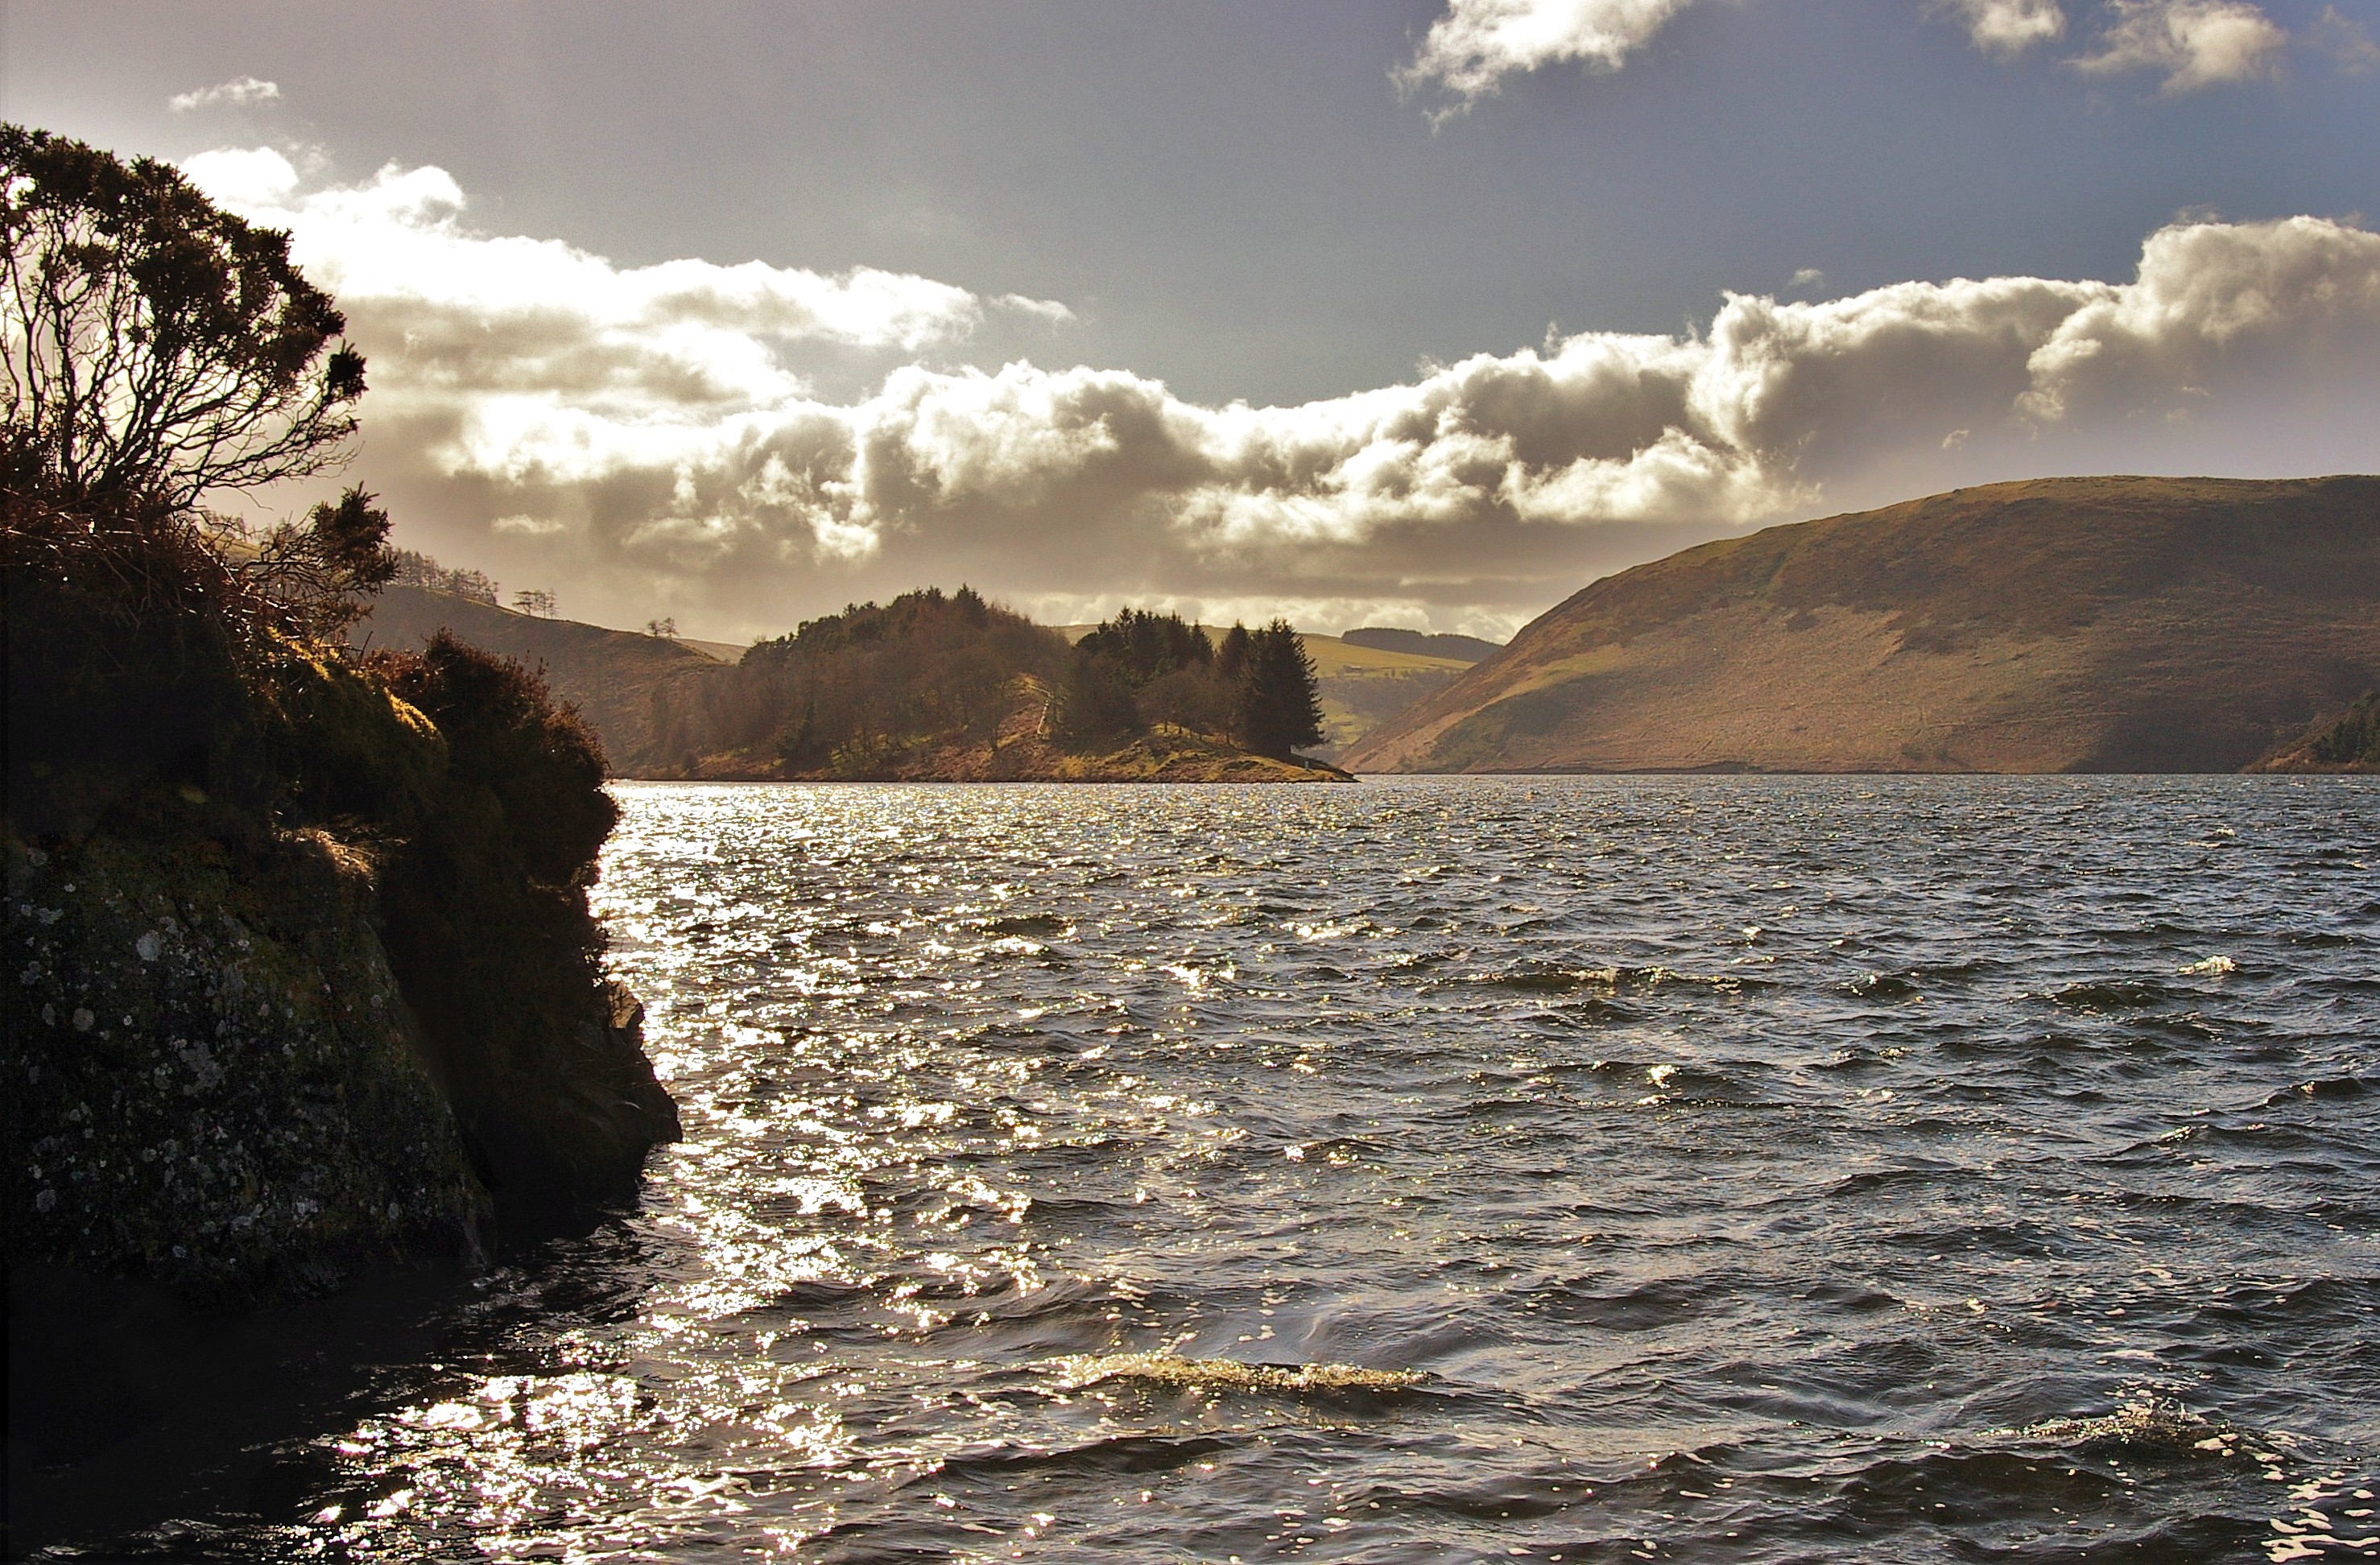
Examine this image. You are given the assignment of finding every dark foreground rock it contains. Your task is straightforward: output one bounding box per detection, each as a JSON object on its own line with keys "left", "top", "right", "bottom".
{"left": 5, "top": 580, "right": 680, "bottom": 1290}
{"left": 5, "top": 828, "right": 488, "bottom": 1300}
{"left": 2, "top": 578, "right": 682, "bottom": 1554}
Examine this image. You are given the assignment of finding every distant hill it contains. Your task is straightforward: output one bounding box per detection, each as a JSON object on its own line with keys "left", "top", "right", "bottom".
{"left": 1347, "top": 476, "right": 2380, "bottom": 774}
{"left": 354, "top": 585, "right": 725, "bottom": 774}
{"left": 1341, "top": 627, "right": 1503, "bottom": 663}
{"left": 2251, "top": 692, "right": 2380, "bottom": 773}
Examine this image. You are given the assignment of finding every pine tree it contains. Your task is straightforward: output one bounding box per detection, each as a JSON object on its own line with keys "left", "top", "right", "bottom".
{"left": 1236, "top": 620, "right": 1324, "bottom": 759}
{"left": 1054, "top": 647, "right": 1138, "bottom": 742}
{"left": 1216, "top": 622, "right": 1252, "bottom": 684}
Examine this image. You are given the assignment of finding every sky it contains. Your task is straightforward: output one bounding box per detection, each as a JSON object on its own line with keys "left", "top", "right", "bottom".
{"left": 11, "top": 0, "right": 2380, "bottom": 639}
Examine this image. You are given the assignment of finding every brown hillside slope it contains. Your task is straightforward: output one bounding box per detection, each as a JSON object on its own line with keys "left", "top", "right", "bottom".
{"left": 355, "top": 586, "right": 726, "bottom": 774}
{"left": 1346, "top": 477, "right": 2380, "bottom": 774}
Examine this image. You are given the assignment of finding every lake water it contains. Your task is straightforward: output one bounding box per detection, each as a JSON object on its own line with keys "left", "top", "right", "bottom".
{"left": 76, "top": 777, "right": 2380, "bottom": 1562}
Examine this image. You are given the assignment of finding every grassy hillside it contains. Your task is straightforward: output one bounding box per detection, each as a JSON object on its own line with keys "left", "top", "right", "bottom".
{"left": 1348, "top": 476, "right": 2380, "bottom": 774}
{"left": 1306, "top": 637, "right": 1473, "bottom": 758}
{"left": 355, "top": 586, "right": 725, "bottom": 774}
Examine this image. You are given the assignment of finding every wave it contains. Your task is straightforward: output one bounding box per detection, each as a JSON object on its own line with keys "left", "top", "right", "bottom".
{"left": 1452, "top": 962, "right": 1771, "bottom": 997}
{"left": 980, "top": 914, "right": 1072, "bottom": 937}
{"left": 2261, "top": 1074, "right": 2372, "bottom": 1106}
{"left": 927, "top": 1431, "right": 1234, "bottom": 1480}
{"left": 1055, "top": 1352, "right": 1426, "bottom": 1396}
{"left": 1981, "top": 1398, "right": 2233, "bottom": 1455}
{"left": 2049, "top": 979, "right": 2178, "bottom": 1010}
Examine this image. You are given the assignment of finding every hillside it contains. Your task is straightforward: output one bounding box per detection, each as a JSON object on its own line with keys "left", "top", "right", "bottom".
{"left": 1347, "top": 476, "right": 2380, "bottom": 774}
{"left": 355, "top": 586, "right": 725, "bottom": 773}
{"left": 1304, "top": 634, "right": 1475, "bottom": 758}
{"left": 1341, "top": 626, "right": 1502, "bottom": 663}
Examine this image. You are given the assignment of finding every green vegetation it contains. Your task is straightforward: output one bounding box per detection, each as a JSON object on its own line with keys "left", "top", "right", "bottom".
{"left": 1057, "top": 612, "right": 1324, "bottom": 761}
{"left": 2, "top": 126, "right": 676, "bottom": 1301}
{"left": 2308, "top": 694, "right": 2380, "bottom": 766}
{"left": 658, "top": 585, "right": 1068, "bottom": 775}
{"left": 0, "top": 125, "right": 364, "bottom": 511}
{"left": 638, "top": 594, "right": 1337, "bottom": 778}
{"left": 1340, "top": 626, "right": 1502, "bottom": 663}
{"left": 2254, "top": 691, "right": 2380, "bottom": 772}
{"left": 389, "top": 547, "right": 500, "bottom": 605}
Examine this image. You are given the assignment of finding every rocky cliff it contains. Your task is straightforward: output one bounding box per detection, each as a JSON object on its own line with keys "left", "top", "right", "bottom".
{"left": 5, "top": 576, "right": 680, "bottom": 1305}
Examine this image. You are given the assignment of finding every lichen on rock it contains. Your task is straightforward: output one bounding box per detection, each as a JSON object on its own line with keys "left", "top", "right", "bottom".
{"left": 4, "top": 828, "right": 488, "bottom": 1302}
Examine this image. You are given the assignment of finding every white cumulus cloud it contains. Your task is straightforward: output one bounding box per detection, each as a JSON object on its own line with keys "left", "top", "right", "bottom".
{"left": 2071, "top": 0, "right": 2288, "bottom": 91}
{"left": 1941, "top": 0, "right": 2068, "bottom": 56}
{"left": 182, "top": 147, "right": 1071, "bottom": 430}
{"left": 183, "top": 152, "right": 2380, "bottom": 636}
{"left": 1398, "top": 0, "right": 1706, "bottom": 102}
{"left": 167, "top": 76, "right": 282, "bottom": 113}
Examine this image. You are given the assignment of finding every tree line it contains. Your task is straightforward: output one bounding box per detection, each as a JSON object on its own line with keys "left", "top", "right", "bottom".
{"left": 1055, "top": 609, "right": 1324, "bottom": 759}
{"left": 645, "top": 597, "right": 1326, "bottom": 774}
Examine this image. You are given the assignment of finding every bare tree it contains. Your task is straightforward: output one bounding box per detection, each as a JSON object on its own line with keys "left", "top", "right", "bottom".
{"left": 0, "top": 124, "right": 364, "bottom": 510}
{"left": 513, "top": 588, "right": 557, "bottom": 618}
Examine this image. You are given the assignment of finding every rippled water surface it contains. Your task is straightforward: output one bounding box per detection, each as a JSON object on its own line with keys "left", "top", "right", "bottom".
{"left": 119, "top": 778, "right": 2380, "bottom": 1559}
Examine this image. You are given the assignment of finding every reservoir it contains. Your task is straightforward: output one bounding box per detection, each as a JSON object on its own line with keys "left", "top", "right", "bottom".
{"left": 78, "top": 776, "right": 2380, "bottom": 1562}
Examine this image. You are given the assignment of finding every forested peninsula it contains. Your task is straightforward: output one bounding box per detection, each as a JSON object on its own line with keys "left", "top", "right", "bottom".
{"left": 2, "top": 123, "right": 680, "bottom": 1329}
{"left": 651, "top": 594, "right": 1349, "bottom": 782}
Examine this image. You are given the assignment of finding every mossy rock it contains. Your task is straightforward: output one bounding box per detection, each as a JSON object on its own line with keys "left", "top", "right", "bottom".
{"left": 3, "top": 828, "right": 490, "bottom": 1303}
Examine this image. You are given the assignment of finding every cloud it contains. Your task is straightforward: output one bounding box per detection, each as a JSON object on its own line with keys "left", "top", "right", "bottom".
{"left": 1397, "top": 0, "right": 1706, "bottom": 103}
{"left": 167, "top": 76, "right": 282, "bottom": 113}
{"left": 184, "top": 147, "right": 1071, "bottom": 427}
{"left": 1399, "top": 0, "right": 2304, "bottom": 101}
{"left": 185, "top": 155, "right": 2380, "bottom": 636}
{"left": 2308, "top": 5, "right": 2380, "bottom": 76}
{"left": 2071, "top": 0, "right": 2287, "bottom": 91}
{"left": 1940, "top": 0, "right": 2068, "bottom": 57}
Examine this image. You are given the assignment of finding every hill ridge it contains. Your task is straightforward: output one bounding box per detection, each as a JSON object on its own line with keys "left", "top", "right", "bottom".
{"left": 1346, "top": 475, "right": 2380, "bottom": 774}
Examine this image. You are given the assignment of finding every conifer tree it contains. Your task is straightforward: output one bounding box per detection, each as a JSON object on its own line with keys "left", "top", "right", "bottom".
{"left": 1235, "top": 620, "right": 1324, "bottom": 759}
{"left": 1216, "top": 622, "right": 1252, "bottom": 684}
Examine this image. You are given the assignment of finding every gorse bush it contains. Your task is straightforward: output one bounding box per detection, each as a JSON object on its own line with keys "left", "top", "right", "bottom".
{"left": 0, "top": 124, "right": 363, "bottom": 510}
{"left": 1, "top": 124, "right": 395, "bottom": 651}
